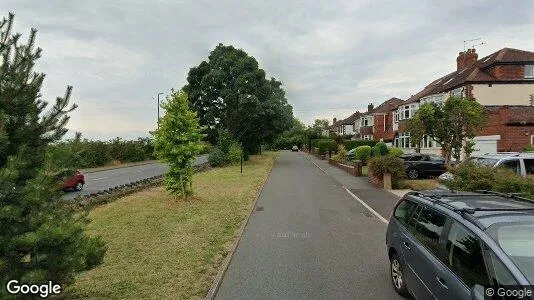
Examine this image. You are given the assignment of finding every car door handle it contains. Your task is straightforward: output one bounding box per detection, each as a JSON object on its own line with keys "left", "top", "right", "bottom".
{"left": 403, "top": 241, "right": 411, "bottom": 250}
{"left": 436, "top": 276, "right": 448, "bottom": 290}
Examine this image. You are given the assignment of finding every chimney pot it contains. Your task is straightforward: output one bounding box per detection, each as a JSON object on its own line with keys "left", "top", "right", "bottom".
{"left": 456, "top": 49, "right": 478, "bottom": 70}
{"left": 367, "top": 103, "right": 374, "bottom": 112}
{"left": 333, "top": 117, "right": 337, "bottom": 124}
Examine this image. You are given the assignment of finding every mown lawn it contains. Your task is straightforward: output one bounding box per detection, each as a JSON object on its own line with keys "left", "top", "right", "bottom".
{"left": 399, "top": 179, "right": 439, "bottom": 191}
{"left": 67, "top": 153, "right": 275, "bottom": 299}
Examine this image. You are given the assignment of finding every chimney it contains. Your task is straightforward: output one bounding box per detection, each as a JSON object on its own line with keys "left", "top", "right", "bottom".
{"left": 367, "top": 103, "right": 374, "bottom": 112}
{"left": 456, "top": 48, "right": 478, "bottom": 70}
{"left": 333, "top": 117, "right": 337, "bottom": 124}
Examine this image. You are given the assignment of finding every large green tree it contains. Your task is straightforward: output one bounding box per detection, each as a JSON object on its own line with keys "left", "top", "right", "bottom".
{"left": 184, "top": 44, "right": 293, "bottom": 156}
{"left": 154, "top": 89, "right": 203, "bottom": 196}
{"left": 0, "top": 13, "right": 105, "bottom": 294}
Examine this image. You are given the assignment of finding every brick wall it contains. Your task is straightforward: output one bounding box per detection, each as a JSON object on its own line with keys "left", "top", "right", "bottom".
{"left": 368, "top": 170, "right": 384, "bottom": 188}
{"left": 478, "top": 106, "right": 534, "bottom": 151}
{"left": 488, "top": 65, "right": 525, "bottom": 80}
{"left": 360, "top": 126, "right": 373, "bottom": 135}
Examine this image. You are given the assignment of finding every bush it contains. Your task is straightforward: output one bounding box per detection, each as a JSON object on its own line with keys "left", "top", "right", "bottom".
{"left": 354, "top": 145, "right": 372, "bottom": 164}
{"left": 388, "top": 147, "right": 404, "bottom": 157}
{"left": 445, "top": 163, "right": 534, "bottom": 199}
{"left": 331, "top": 145, "right": 348, "bottom": 162}
{"left": 317, "top": 140, "right": 336, "bottom": 155}
{"left": 199, "top": 141, "right": 213, "bottom": 155}
{"left": 371, "top": 145, "right": 382, "bottom": 157}
{"left": 368, "top": 155, "right": 406, "bottom": 188}
{"left": 208, "top": 148, "right": 227, "bottom": 167}
{"left": 228, "top": 142, "right": 242, "bottom": 164}
{"left": 525, "top": 145, "right": 534, "bottom": 152}
{"left": 376, "top": 142, "right": 389, "bottom": 155}
{"left": 343, "top": 140, "right": 377, "bottom": 151}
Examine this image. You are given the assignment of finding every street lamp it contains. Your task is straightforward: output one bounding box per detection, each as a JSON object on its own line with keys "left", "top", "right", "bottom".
{"left": 157, "top": 92, "right": 164, "bottom": 129}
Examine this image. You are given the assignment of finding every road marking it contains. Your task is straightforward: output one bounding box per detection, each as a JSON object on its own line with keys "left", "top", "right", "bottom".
{"left": 92, "top": 177, "right": 109, "bottom": 181}
{"left": 307, "top": 155, "right": 389, "bottom": 225}
{"left": 343, "top": 187, "right": 389, "bottom": 224}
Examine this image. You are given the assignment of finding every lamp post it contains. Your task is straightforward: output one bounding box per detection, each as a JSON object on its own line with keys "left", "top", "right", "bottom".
{"left": 157, "top": 92, "right": 164, "bottom": 129}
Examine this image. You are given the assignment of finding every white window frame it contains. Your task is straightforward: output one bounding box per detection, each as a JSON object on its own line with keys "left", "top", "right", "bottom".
{"left": 398, "top": 104, "right": 419, "bottom": 121}
{"left": 394, "top": 133, "right": 412, "bottom": 148}
{"left": 531, "top": 135, "right": 534, "bottom": 145}
{"left": 363, "top": 134, "right": 373, "bottom": 141}
{"left": 394, "top": 110, "right": 399, "bottom": 123}
{"left": 450, "top": 88, "right": 463, "bottom": 98}
{"left": 526, "top": 65, "right": 534, "bottom": 79}
{"left": 361, "top": 115, "right": 373, "bottom": 127}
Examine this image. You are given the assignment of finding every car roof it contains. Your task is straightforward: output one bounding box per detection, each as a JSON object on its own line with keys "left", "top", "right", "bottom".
{"left": 471, "top": 152, "right": 534, "bottom": 160}
{"left": 405, "top": 190, "right": 534, "bottom": 229}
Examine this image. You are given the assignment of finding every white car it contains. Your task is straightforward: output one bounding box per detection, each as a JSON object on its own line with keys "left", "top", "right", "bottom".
{"left": 439, "top": 152, "right": 534, "bottom": 181}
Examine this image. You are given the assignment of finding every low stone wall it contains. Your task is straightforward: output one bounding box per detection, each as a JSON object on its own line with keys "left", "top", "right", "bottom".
{"left": 328, "top": 159, "right": 362, "bottom": 176}
{"left": 368, "top": 170, "right": 384, "bottom": 188}
{"left": 68, "top": 162, "right": 211, "bottom": 210}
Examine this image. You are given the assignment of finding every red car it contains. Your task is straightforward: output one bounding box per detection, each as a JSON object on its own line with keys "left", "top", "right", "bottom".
{"left": 56, "top": 169, "right": 85, "bottom": 191}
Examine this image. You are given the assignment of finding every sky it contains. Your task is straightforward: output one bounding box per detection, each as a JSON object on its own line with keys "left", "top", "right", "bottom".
{"left": 3, "top": 0, "right": 534, "bottom": 140}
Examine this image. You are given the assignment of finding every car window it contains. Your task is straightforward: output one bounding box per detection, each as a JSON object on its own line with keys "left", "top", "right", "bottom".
{"left": 410, "top": 155, "right": 422, "bottom": 161}
{"left": 444, "top": 222, "right": 490, "bottom": 288}
{"left": 501, "top": 159, "right": 521, "bottom": 174}
{"left": 524, "top": 159, "right": 534, "bottom": 175}
{"left": 393, "top": 200, "right": 418, "bottom": 227}
{"left": 495, "top": 223, "right": 534, "bottom": 284}
{"left": 487, "top": 250, "right": 518, "bottom": 287}
{"left": 429, "top": 155, "right": 444, "bottom": 162}
{"left": 413, "top": 207, "right": 447, "bottom": 254}
{"left": 469, "top": 157, "right": 499, "bottom": 167}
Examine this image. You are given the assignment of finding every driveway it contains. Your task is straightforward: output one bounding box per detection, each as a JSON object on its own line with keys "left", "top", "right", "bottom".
{"left": 216, "top": 151, "right": 403, "bottom": 299}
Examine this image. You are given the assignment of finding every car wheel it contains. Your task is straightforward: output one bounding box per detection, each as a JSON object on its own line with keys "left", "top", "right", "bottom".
{"left": 390, "top": 253, "right": 409, "bottom": 296}
{"left": 407, "top": 168, "right": 419, "bottom": 180}
{"left": 74, "top": 182, "right": 84, "bottom": 191}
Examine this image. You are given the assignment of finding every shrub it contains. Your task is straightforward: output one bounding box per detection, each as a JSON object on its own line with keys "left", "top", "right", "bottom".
{"left": 368, "top": 155, "right": 406, "bottom": 188}
{"left": 354, "top": 145, "right": 372, "bottom": 164}
{"left": 371, "top": 145, "right": 382, "bottom": 157}
{"left": 208, "top": 148, "right": 227, "bottom": 167}
{"left": 228, "top": 142, "right": 242, "bottom": 164}
{"left": 343, "top": 140, "right": 377, "bottom": 151}
{"left": 388, "top": 147, "right": 404, "bottom": 157}
{"left": 376, "top": 142, "right": 389, "bottom": 155}
{"left": 317, "top": 140, "right": 336, "bottom": 155}
{"left": 198, "top": 141, "right": 213, "bottom": 155}
{"left": 445, "top": 163, "right": 534, "bottom": 199}
{"left": 525, "top": 145, "right": 534, "bottom": 152}
{"left": 332, "top": 145, "right": 348, "bottom": 162}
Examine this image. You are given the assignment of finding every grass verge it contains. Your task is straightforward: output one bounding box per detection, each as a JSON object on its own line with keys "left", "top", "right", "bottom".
{"left": 398, "top": 179, "right": 439, "bottom": 191}
{"left": 67, "top": 153, "right": 276, "bottom": 299}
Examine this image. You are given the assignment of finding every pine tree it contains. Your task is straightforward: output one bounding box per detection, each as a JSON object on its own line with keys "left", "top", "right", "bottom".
{"left": 154, "top": 89, "right": 203, "bottom": 196}
{"left": 0, "top": 13, "right": 106, "bottom": 295}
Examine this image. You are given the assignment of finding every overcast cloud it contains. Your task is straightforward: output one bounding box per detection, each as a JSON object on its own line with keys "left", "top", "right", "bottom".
{"left": 3, "top": 0, "right": 534, "bottom": 139}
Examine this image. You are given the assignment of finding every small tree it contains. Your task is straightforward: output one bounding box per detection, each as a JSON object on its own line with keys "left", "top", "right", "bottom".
{"left": 154, "top": 89, "right": 203, "bottom": 197}
{"left": 405, "top": 114, "right": 426, "bottom": 153}
{"left": 1, "top": 13, "right": 106, "bottom": 294}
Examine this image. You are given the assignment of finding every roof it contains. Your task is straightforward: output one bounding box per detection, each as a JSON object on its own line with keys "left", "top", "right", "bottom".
{"left": 406, "top": 48, "right": 534, "bottom": 104}
{"left": 406, "top": 190, "right": 534, "bottom": 229}
{"left": 370, "top": 97, "right": 405, "bottom": 114}
{"left": 340, "top": 111, "right": 362, "bottom": 125}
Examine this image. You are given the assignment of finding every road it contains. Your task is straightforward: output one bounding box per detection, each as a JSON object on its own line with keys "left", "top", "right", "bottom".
{"left": 64, "top": 155, "right": 208, "bottom": 199}
{"left": 216, "top": 151, "right": 403, "bottom": 299}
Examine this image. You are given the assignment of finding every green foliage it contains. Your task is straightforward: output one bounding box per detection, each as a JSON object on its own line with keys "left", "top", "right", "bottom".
{"left": 154, "top": 90, "right": 203, "bottom": 196}
{"left": 405, "top": 115, "right": 426, "bottom": 153}
{"left": 342, "top": 140, "right": 377, "bottom": 151}
{"left": 445, "top": 163, "right": 534, "bottom": 199}
{"left": 184, "top": 43, "right": 293, "bottom": 154}
{"left": 411, "top": 97, "right": 487, "bottom": 164}
{"left": 354, "top": 145, "right": 372, "bottom": 164}
{"left": 208, "top": 129, "right": 242, "bottom": 167}
{"left": 331, "top": 145, "right": 348, "bottom": 161}
{"left": 368, "top": 156, "right": 406, "bottom": 188}
{"left": 388, "top": 147, "right": 404, "bottom": 157}
{"left": 273, "top": 117, "right": 306, "bottom": 150}
{"left": 198, "top": 141, "right": 212, "bottom": 155}
{"left": 371, "top": 145, "right": 382, "bottom": 157}
{"left": 0, "top": 13, "right": 105, "bottom": 294}
{"left": 376, "top": 142, "right": 389, "bottom": 155}
{"left": 45, "top": 136, "right": 156, "bottom": 169}
{"left": 317, "top": 140, "right": 336, "bottom": 155}
{"left": 524, "top": 145, "right": 534, "bottom": 152}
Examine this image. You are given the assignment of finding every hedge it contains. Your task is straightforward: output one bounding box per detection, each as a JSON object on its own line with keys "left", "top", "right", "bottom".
{"left": 368, "top": 155, "right": 406, "bottom": 188}
{"left": 317, "top": 140, "right": 337, "bottom": 155}
{"left": 343, "top": 140, "right": 377, "bottom": 150}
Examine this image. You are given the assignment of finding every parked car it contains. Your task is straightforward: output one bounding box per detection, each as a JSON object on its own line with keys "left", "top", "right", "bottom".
{"left": 54, "top": 169, "right": 85, "bottom": 191}
{"left": 400, "top": 153, "right": 447, "bottom": 179}
{"left": 291, "top": 145, "right": 299, "bottom": 152}
{"left": 386, "top": 190, "right": 534, "bottom": 300}
{"left": 347, "top": 148, "right": 356, "bottom": 159}
{"left": 439, "top": 152, "right": 534, "bottom": 181}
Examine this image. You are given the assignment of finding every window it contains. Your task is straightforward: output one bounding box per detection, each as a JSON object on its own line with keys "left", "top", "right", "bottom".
{"left": 395, "top": 133, "right": 411, "bottom": 148}
{"left": 444, "top": 222, "right": 490, "bottom": 288}
{"left": 487, "top": 251, "right": 518, "bottom": 287}
{"left": 501, "top": 159, "right": 521, "bottom": 175}
{"left": 525, "top": 159, "right": 534, "bottom": 175}
{"left": 450, "top": 87, "right": 463, "bottom": 97}
{"left": 428, "top": 154, "right": 444, "bottom": 162}
{"left": 421, "top": 135, "right": 434, "bottom": 148}
{"left": 361, "top": 116, "right": 373, "bottom": 127}
{"left": 398, "top": 104, "right": 419, "bottom": 120}
{"left": 413, "top": 207, "right": 447, "bottom": 254}
{"left": 393, "top": 200, "right": 419, "bottom": 228}
{"left": 526, "top": 65, "right": 534, "bottom": 78}
{"left": 363, "top": 134, "right": 373, "bottom": 141}
{"left": 394, "top": 110, "right": 399, "bottom": 123}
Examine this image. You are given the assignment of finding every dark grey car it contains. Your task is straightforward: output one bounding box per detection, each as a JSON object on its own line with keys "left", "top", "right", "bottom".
{"left": 386, "top": 190, "right": 534, "bottom": 300}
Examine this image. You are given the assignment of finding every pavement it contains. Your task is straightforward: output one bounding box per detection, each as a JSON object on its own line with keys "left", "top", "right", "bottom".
{"left": 63, "top": 155, "right": 208, "bottom": 199}
{"left": 215, "top": 151, "right": 404, "bottom": 299}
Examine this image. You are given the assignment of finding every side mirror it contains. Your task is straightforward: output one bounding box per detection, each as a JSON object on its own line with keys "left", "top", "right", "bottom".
{"left": 471, "top": 285, "right": 485, "bottom": 300}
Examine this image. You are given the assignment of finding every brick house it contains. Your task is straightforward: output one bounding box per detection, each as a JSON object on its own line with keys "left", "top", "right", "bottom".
{"left": 391, "top": 47, "right": 534, "bottom": 154}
